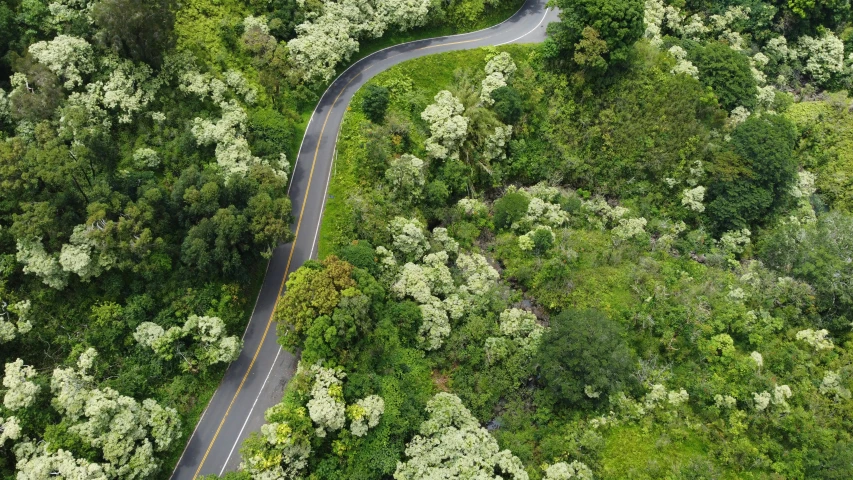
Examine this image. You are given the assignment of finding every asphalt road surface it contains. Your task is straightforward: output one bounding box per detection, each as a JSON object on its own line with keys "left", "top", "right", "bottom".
{"left": 169, "top": 1, "right": 560, "bottom": 477}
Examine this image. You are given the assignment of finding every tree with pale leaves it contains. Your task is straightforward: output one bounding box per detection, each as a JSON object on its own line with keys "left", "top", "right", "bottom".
{"left": 28, "top": 35, "right": 95, "bottom": 89}
{"left": 3, "top": 359, "right": 41, "bottom": 410}
{"left": 394, "top": 392, "right": 529, "bottom": 480}
{"left": 16, "top": 238, "right": 69, "bottom": 290}
{"left": 798, "top": 31, "right": 845, "bottom": 85}
{"left": 14, "top": 442, "right": 113, "bottom": 480}
{"left": 306, "top": 364, "right": 347, "bottom": 437}
{"left": 481, "top": 52, "right": 517, "bottom": 104}
{"left": 386, "top": 154, "right": 426, "bottom": 198}
{"left": 543, "top": 461, "right": 594, "bottom": 480}
{"left": 0, "top": 299, "right": 32, "bottom": 344}
{"left": 389, "top": 216, "right": 430, "bottom": 261}
{"left": 134, "top": 315, "right": 241, "bottom": 372}
{"left": 347, "top": 395, "right": 385, "bottom": 437}
{"left": 41, "top": 348, "right": 181, "bottom": 479}
{"left": 0, "top": 415, "right": 21, "bottom": 445}
{"left": 421, "top": 90, "right": 469, "bottom": 161}
{"left": 457, "top": 253, "right": 499, "bottom": 296}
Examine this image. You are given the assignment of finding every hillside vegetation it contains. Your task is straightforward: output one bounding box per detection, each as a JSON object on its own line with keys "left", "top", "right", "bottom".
{"left": 0, "top": 0, "right": 522, "bottom": 477}
{"left": 244, "top": 0, "right": 853, "bottom": 479}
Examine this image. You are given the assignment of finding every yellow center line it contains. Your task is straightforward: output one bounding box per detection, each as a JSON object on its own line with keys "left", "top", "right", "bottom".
{"left": 189, "top": 32, "right": 495, "bottom": 478}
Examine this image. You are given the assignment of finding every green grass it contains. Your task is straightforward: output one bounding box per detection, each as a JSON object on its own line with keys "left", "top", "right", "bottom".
{"left": 317, "top": 45, "right": 537, "bottom": 258}
{"left": 599, "top": 425, "right": 726, "bottom": 479}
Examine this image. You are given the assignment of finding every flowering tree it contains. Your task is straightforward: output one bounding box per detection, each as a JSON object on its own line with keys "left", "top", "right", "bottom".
{"left": 3, "top": 359, "right": 40, "bottom": 410}
{"left": 134, "top": 315, "right": 242, "bottom": 372}
{"left": 394, "top": 392, "right": 529, "bottom": 480}
{"left": 28, "top": 35, "right": 94, "bottom": 89}
{"left": 421, "top": 90, "right": 469, "bottom": 161}
{"left": 0, "top": 299, "right": 32, "bottom": 344}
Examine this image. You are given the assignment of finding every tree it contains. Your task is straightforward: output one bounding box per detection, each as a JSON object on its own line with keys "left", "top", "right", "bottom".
{"left": 480, "top": 52, "right": 517, "bottom": 105}
{"left": 362, "top": 85, "right": 390, "bottom": 123}
{"left": 385, "top": 154, "right": 426, "bottom": 198}
{"left": 493, "top": 190, "right": 530, "bottom": 230}
{"left": 240, "top": 402, "right": 313, "bottom": 479}
{"left": 274, "top": 256, "right": 382, "bottom": 361}
{"left": 394, "top": 393, "right": 529, "bottom": 480}
{"left": 40, "top": 348, "right": 181, "bottom": 478}
{"left": 491, "top": 86, "right": 522, "bottom": 124}
{"left": 3, "top": 359, "right": 40, "bottom": 410}
{"left": 28, "top": 35, "right": 95, "bottom": 89}
{"left": 0, "top": 298, "right": 33, "bottom": 344}
{"left": 134, "top": 315, "right": 242, "bottom": 372}
{"left": 689, "top": 41, "right": 757, "bottom": 111}
{"left": 92, "top": 0, "right": 176, "bottom": 67}
{"left": 758, "top": 212, "right": 853, "bottom": 330}
{"left": 421, "top": 90, "right": 469, "bottom": 161}
{"left": 536, "top": 309, "right": 635, "bottom": 407}
{"left": 705, "top": 114, "right": 797, "bottom": 232}
{"left": 548, "top": 0, "right": 644, "bottom": 69}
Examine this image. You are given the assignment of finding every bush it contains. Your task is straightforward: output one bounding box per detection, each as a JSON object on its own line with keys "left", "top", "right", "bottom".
{"left": 493, "top": 191, "right": 530, "bottom": 231}
{"left": 248, "top": 107, "right": 295, "bottom": 157}
{"left": 362, "top": 85, "right": 390, "bottom": 124}
{"left": 689, "top": 41, "right": 757, "bottom": 111}
{"left": 549, "top": 0, "right": 645, "bottom": 68}
{"left": 491, "top": 86, "right": 522, "bottom": 124}
{"left": 536, "top": 309, "right": 636, "bottom": 407}
{"left": 705, "top": 114, "right": 797, "bottom": 232}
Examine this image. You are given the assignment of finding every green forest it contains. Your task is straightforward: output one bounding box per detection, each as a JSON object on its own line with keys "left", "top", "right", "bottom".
{"left": 3, "top": 0, "right": 853, "bottom": 479}
{"left": 0, "top": 0, "right": 524, "bottom": 477}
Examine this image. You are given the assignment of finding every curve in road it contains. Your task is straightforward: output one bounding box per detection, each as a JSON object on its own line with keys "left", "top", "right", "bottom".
{"left": 170, "top": 1, "right": 559, "bottom": 477}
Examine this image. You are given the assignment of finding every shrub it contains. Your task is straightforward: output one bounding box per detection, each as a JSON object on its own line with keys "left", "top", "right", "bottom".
{"left": 689, "top": 41, "right": 757, "bottom": 111}
{"left": 493, "top": 191, "right": 530, "bottom": 231}
{"left": 362, "top": 85, "right": 390, "bottom": 124}
{"left": 536, "top": 309, "right": 636, "bottom": 407}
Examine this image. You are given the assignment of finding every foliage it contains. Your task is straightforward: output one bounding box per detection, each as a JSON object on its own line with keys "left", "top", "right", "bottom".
{"left": 362, "top": 84, "right": 391, "bottom": 123}
{"left": 548, "top": 0, "right": 645, "bottom": 69}
{"left": 705, "top": 114, "right": 798, "bottom": 232}
{"left": 394, "top": 392, "right": 529, "bottom": 480}
{"left": 536, "top": 309, "right": 636, "bottom": 407}
{"left": 689, "top": 40, "right": 758, "bottom": 111}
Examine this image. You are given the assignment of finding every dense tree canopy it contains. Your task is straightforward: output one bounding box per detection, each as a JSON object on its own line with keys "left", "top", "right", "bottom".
{"left": 547, "top": 0, "right": 645, "bottom": 68}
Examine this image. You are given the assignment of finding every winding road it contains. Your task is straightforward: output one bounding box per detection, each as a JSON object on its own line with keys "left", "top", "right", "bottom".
{"left": 170, "top": 1, "right": 559, "bottom": 477}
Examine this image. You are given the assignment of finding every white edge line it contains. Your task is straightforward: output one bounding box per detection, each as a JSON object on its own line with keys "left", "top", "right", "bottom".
{"left": 218, "top": 347, "right": 284, "bottom": 476}
{"left": 495, "top": 7, "right": 551, "bottom": 46}
{"left": 310, "top": 139, "right": 338, "bottom": 260}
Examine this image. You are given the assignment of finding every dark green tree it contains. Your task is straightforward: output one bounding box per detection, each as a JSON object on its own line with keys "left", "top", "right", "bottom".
{"left": 491, "top": 86, "right": 522, "bottom": 124}
{"left": 705, "top": 114, "right": 797, "bottom": 232}
{"left": 493, "top": 190, "right": 530, "bottom": 231}
{"left": 536, "top": 309, "right": 636, "bottom": 407}
{"left": 362, "top": 85, "right": 390, "bottom": 124}
{"left": 689, "top": 41, "right": 757, "bottom": 111}
{"left": 92, "top": 0, "right": 175, "bottom": 67}
{"left": 547, "top": 0, "right": 644, "bottom": 69}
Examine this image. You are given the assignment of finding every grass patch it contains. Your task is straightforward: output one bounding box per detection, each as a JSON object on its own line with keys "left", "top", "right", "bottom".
{"left": 600, "top": 425, "right": 725, "bottom": 479}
